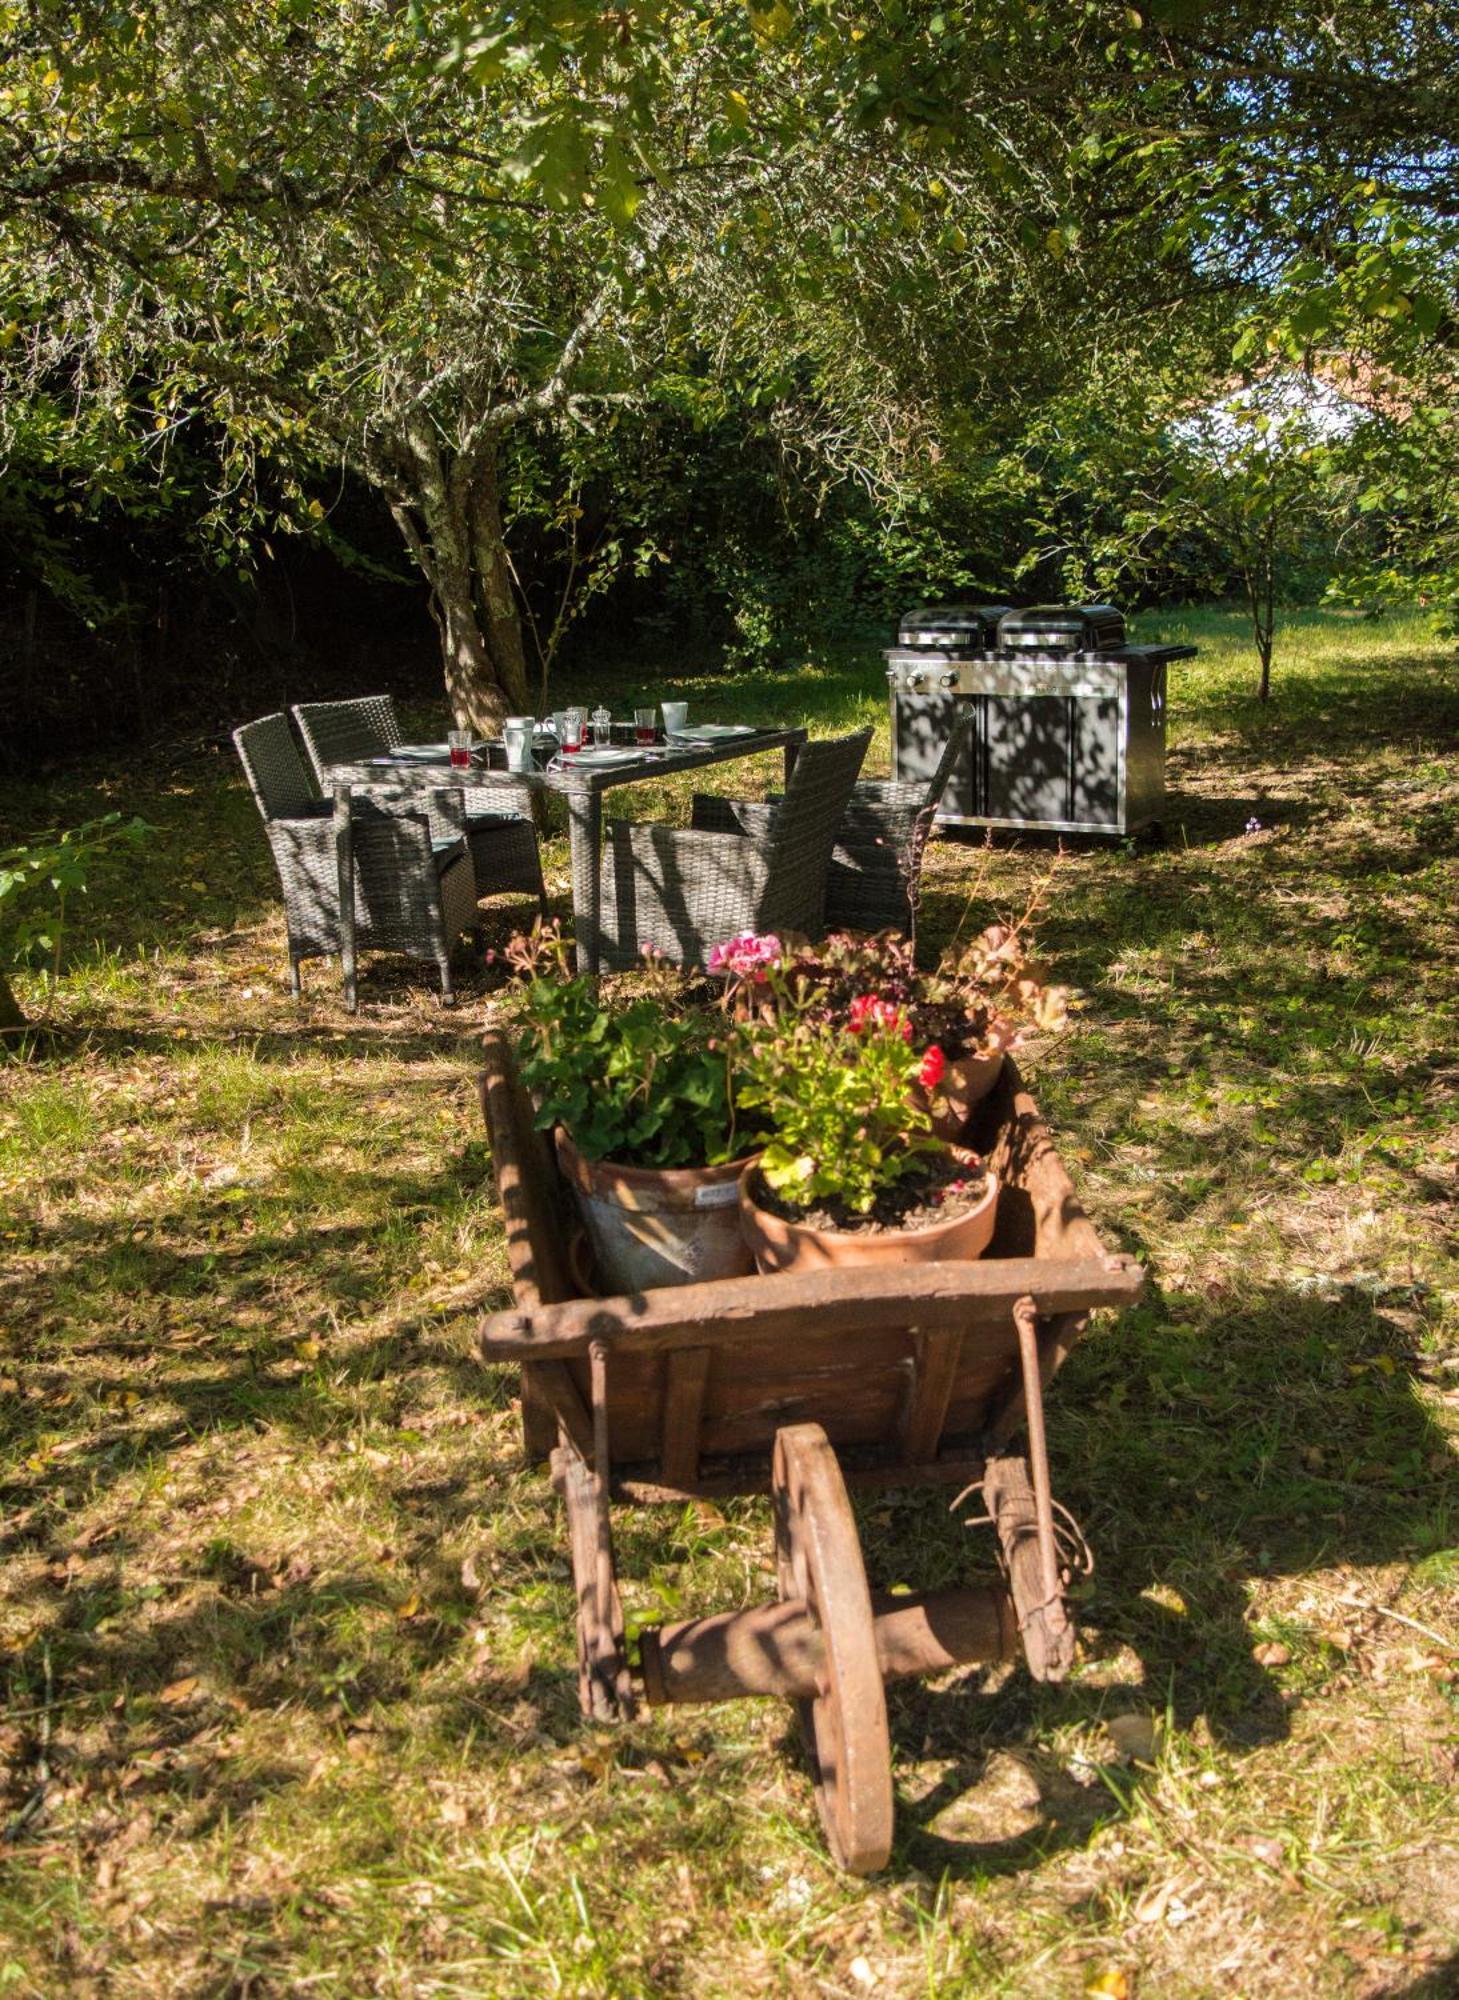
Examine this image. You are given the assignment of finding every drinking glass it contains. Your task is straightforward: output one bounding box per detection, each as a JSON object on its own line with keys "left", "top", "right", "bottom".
{"left": 661, "top": 700, "right": 688, "bottom": 737}
{"left": 503, "top": 716, "right": 534, "bottom": 772}
{"left": 559, "top": 707, "right": 586, "bottom": 756}
{"left": 447, "top": 729, "right": 472, "bottom": 771}
{"left": 634, "top": 706, "right": 658, "bottom": 746}
{"left": 591, "top": 705, "right": 613, "bottom": 747}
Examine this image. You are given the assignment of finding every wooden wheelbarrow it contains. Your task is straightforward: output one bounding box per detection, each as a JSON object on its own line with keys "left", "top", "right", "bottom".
{"left": 477, "top": 1032, "right": 1142, "bottom": 1874}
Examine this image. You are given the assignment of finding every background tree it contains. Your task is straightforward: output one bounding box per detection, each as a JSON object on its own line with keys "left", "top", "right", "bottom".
{"left": 0, "top": 0, "right": 1219, "bottom": 730}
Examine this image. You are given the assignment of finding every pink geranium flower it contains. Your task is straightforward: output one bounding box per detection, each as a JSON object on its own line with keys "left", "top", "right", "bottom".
{"left": 707, "top": 931, "right": 783, "bottom": 979}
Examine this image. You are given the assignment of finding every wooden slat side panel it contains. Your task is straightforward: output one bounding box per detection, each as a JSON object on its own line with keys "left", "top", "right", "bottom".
{"left": 976, "top": 1059, "right": 1110, "bottom": 1267}
{"left": 479, "top": 1035, "right": 577, "bottom": 1309}
{"left": 660, "top": 1347, "right": 712, "bottom": 1489}
{"left": 594, "top": 1350, "right": 669, "bottom": 1464}
{"left": 520, "top": 1364, "right": 558, "bottom": 1460}
{"left": 698, "top": 1325, "right": 911, "bottom": 1458}
{"left": 701, "top": 1388, "right": 907, "bottom": 1461}
{"left": 898, "top": 1329, "right": 965, "bottom": 1464}
{"left": 615, "top": 1329, "right": 1025, "bottom": 1473}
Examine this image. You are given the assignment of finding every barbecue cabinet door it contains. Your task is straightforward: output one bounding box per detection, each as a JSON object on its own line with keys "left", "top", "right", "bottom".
{"left": 1070, "top": 695, "right": 1122, "bottom": 828}
{"left": 981, "top": 695, "right": 1072, "bottom": 825}
{"left": 895, "top": 693, "right": 976, "bottom": 816}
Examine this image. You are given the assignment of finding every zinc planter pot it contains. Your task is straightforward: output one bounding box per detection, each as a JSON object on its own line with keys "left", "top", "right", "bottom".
{"left": 555, "top": 1129, "right": 759, "bottom": 1292}
{"left": 737, "top": 1149, "right": 1000, "bottom": 1275}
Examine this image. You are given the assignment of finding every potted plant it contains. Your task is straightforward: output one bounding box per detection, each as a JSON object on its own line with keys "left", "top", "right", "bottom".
{"left": 502, "top": 923, "right": 761, "bottom": 1291}
{"left": 759, "top": 905, "right": 1070, "bottom": 1142}
{"left": 730, "top": 965, "right": 1000, "bottom": 1274}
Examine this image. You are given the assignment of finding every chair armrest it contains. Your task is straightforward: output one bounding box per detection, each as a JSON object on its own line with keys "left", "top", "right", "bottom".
{"left": 851, "top": 780, "right": 925, "bottom": 810}
{"left": 350, "top": 782, "right": 467, "bottom": 846}
{"left": 614, "top": 820, "right": 769, "bottom": 882}
{"left": 272, "top": 800, "right": 333, "bottom": 824}
{"left": 690, "top": 793, "right": 779, "bottom": 838}
{"left": 608, "top": 822, "right": 772, "bottom": 917}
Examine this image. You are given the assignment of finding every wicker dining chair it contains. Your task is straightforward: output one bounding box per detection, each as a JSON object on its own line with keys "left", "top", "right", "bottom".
{"left": 292, "top": 696, "right": 546, "bottom": 913}
{"left": 595, "top": 730, "right": 872, "bottom": 972}
{"left": 234, "top": 712, "right": 478, "bottom": 1001}
{"left": 689, "top": 713, "right": 972, "bottom": 939}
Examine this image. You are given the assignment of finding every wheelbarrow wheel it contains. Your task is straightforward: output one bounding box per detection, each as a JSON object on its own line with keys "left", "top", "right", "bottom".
{"left": 772, "top": 1423, "right": 893, "bottom": 1875}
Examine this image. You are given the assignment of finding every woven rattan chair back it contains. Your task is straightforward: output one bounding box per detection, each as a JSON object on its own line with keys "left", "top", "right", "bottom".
{"left": 292, "top": 697, "right": 402, "bottom": 788}
{"left": 759, "top": 729, "right": 872, "bottom": 935}
{"left": 234, "top": 711, "right": 322, "bottom": 823}
{"left": 830, "top": 709, "right": 973, "bottom": 935}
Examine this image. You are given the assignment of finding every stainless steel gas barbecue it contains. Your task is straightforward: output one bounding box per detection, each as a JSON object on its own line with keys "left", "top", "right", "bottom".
{"left": 886, "top": 603, "right": 1196, "bottom": 838}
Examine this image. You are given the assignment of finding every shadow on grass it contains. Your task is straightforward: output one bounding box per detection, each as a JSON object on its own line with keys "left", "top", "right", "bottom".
{"left": 3, "top": 1561, "right": 587, "bottom": 1849}
{"left": 832, "top": 1268, "right": 1459, "bottom": 1877}
{"left": 1389, "top": 1957, "right": 1459, "bottom": 1998}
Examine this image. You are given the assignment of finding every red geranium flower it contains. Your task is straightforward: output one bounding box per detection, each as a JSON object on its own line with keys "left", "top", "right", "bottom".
{"left": 918, "top": 1045, "right": 946, "bottom": 1090}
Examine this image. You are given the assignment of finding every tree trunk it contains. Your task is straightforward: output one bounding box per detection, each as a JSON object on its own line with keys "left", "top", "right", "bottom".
{"left": 0, "top": 971, "right": 26, "bottom": 1038}
{"left": 465, "top": 453, "right": 531, "bottom": 718}
{"left": 384, "top": 431, "right": 531, "bottom": 733}
{"left": 1242, "top": 552, "right": 1276, "bottom": 704}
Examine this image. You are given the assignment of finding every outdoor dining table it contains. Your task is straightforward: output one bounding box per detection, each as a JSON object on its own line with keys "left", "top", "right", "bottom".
{"left": 328, "top": 724, "right": 808, "bottom": 1001}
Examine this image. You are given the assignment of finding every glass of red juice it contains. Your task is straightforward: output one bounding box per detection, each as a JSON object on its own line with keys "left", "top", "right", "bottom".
{"left": 447, "top": 729, "right": 472, "bottom": 770}
{"left": 634, "top": 706, "right": 657, "bottom": 746}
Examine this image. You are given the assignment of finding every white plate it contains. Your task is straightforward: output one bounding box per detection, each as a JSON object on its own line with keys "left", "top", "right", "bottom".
{"left": 367, "top": 741, "right": 491, "bottom": 763}
{"left": 553, "top": 745, "right": 644, "bottom": 767}
{"left": 667, "top": 723, "right": 761, "bottom": 743}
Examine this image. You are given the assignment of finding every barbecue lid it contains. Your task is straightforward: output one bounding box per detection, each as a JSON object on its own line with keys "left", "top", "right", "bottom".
{"left": 897, "top": 604, "right": 1013, "bottom": 648}
{"left": 996, "top": 604, "right": 1126, "bottom": 652}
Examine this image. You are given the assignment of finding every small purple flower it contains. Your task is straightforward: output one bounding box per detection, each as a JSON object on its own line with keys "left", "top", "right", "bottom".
{"left": 1245, "top": 816, "right": 1263, "bottom": 835}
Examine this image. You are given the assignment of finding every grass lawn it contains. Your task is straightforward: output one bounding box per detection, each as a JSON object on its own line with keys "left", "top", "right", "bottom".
{"left": 1, "top": 604, "right": 1456, "bottom": 1998}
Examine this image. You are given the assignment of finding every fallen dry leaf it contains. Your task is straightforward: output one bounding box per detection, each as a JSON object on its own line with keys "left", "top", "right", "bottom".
{"left": 1105, "top": 1713, "right": 1158, "bottom": 1764}
{"left": 1240, "top": 1835, "right": 1286, "bottom": 1869}
{"left": 1253, "top": 1641, "right": 1291, "bottom": 1667}
{"left": 159, "top": 1676, "right": 199, "bottom": 1705}
{"left": 1085, "top": 1972, "right": 1132, "bottom": 2000}
{"left": 1133, "top": 1875, "right": 1196, "bottom": 1926}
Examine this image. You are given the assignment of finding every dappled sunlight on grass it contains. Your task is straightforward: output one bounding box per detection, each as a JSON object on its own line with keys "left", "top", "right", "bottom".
{"left": 0, "top": 605, "right": 1455, "bottom": 1995}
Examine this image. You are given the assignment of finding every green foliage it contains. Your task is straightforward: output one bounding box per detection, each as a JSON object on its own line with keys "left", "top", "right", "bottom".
{"left": 505, "top": 924, "right": 745, "bottom": 1169}
{"left": 1016, "top": 353, "right": 1373, "bottom": 695}
{"left": 773, "top": 919, "right": 1070, "bottom": 1059}
{"left": 7, "top": 0, "right": 1459, "bottom": 722}
{"left": 0, "top": 814, "right": 150, "bottom": 977}
{"left": 735, "top": 1003, "right": 939, "bottom": 1215}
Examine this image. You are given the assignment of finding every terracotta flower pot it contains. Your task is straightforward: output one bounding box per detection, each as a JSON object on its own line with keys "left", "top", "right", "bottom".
{"left": 555, "top": 1128, "right": 759, "bottom": 1292}
{"left": 924, "top": 1047, "right": 1006, "bottom": 1142}
{"left": 737, "top": 1148, "right": 999, "bottom": 1274}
